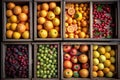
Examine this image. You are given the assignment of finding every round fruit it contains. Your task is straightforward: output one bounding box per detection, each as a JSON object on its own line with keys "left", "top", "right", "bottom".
{"left": 110, "top": 50, "right": 115, "bottom": 57}
{"left": 80, "top": 45, "right": 89, "bottom": 53}
{"left": 41, "top": 3, "right": 49, "bottom": 11}
{"left": 38, "top": 29, "right": 48, "bottom": 38}
{"left": 22, "top": 31, "right": 29, "bottom": 39}
{"left": 92, "top": 71, "right": 97, "bottom": 78}
{"left": 52, "top": 18, "right": 60, "bottom": 26}
{"left": 18, "top": 13, "right": 28, "bottom": 22}
{"left": 22, "top": 5, "right": 29, "bottom": 14}
{"left": 67, "top": 8, "right": 75, "bottom": 15}
{"left": 63, "top": 60, "right": 72, "bottom": 69}
{"left": 98, "top": 63, "right": 104, "bottom": 70}
{"left": 6, "top": 10, "right": 13, "bottom": 17}
{"left": 47, "top": 11, "right": 55, "bottom": 20}
{"left": 103, "top": 68, "right": 110, "bottom": 74}
{"left": 79, "top": 31, "right": 86, "bottom": 38}
{"left": 82, "top": 21, "right": 87, "bottom": 27}
{"left": 99, "top": 55, "right": 106, "bottom": 62}
{"left": 10, "top": 15, "right": 17, "bottom": 23}
{"left": 104, "top": 60, "right": 111, "bottom": 67}
{"left": 49, "top": 2, "right": 56, "bottom": 10}
{"left": 7, "top": 2, "right": 15, "bottom": 10}
{"left": 38, "top": 17, "right": 46, "bottom": 24}
{"left": 44, "top": 21, "right": 53, "bottom": 31}
{"left": 104, "top": 52, "right": 111, "bottom": 59}
{"left": 93, "top": 58, "right": 99, "bottom": 65}
{"left": 106, "top": 71, "right": 113, "bottom": 78}
{"left": 93, "top": 65, "right": 98, "bottom": 71}
{"left": 37, "top": 4, "right": 41, "bottom": 11}
{"left": 93, "top": 51, "right": 100, "bottom": 58}
{"left": 109, "top": 64, "right": 115, "bottom": 72}
{"left": 10, "top": 23, "right": 17, "bottom": 31}
{"left": 110, "top": 57, "right": 115, "bottom": 63}
{"left": 78, "top": 54, "right": 88, "bottom": 63}
{"left": 13, "top": 6, "right": 22, "bottom": 15}
{"left": 49, "top": 29, "right": 58, "bottom": 38}
{"left": 25, "top": 22, "right": 29, "bottom": 30}
{"left": 54, "top": 6, "right": 61, "bottom": 15}
{"left": 13, "top": 32, "right": 21, "bottom": 39}
{"left": 105, "top": 46, "right": 111, "bottom": 52}
{"left": 37, "top": 25, "right": 43, "bottom": 30}
{"left": 17, "top": 23, "right": 26, "bottom": 33}
{"left": 6, "top": 30, "right": 13, "bottom": 38}
{"left": 6, "top": 23, "right": 11, "bottom": 30}
{"left": 93, "top": 45, "right": 98, "bottom": 50}
{"left": 39, "top": 10, "right": 47, "bottom": 17}
{"left": 63, "top": 69, "right": 73, "bottom": 78}
{"left": 98, "top": 46, "right": 106, "bottom": 54}
{"left": 97, "top": 70, "right": 104, "bottom": 77}
{"left": 79, "top": 69, "right": 89, "bottom": 78}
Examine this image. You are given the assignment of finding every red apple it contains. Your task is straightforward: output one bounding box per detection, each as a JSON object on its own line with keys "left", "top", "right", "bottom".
{"left": 72, "top": 64, "right": 80, "bottom": 71}
{"left": 63, "top": 45, "right": 72, "bottom": 53}
{"left": 82, "top": 63, "right": 89, "bottom": 69}
{"left": 71, "top": 56, "right": 78, "bottom": 63}
{"left": 64, "top": 53, "right": 71, "bottom": 61}
{"left": 70, "top": 48, "right": 77, "bottom": 56}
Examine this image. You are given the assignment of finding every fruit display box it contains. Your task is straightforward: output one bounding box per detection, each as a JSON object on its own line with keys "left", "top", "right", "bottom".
{"left": 33, "top": 42, "right": 60, "bottom": 80}
{"left": 61, "top": 42, "right": 120, "bottom": 80}
{"left": 63, "top": 0, "right": 120, "bottom": 41}
{"left": 1, "top": 42, "right": 32, "bottom": 80}
{"left": 34, "top": 0, "right": 63, "bottom": 41}
{"left": 2, "top": 0, "right": 33, "bottom": 41}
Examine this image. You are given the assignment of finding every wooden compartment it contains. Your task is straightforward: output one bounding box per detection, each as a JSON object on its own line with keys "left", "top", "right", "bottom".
{"left": 34, "top": 0, "right": 62, "bottom": 41}
{"left": 61, "top": 42, "right": 119, "bottom": 80}
{"left": 33, "top": 42, "right": 60, "bottom": 80}
{"left": 1, "top": 42, "right": 32, "bottom": 80}
{"left": 63, "top": 0, "right": 120, "bottom": 41}
{"left": 2, "top": 0, "right": 33, "bottom": 41}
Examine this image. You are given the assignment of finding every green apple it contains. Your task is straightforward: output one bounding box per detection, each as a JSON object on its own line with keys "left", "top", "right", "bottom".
{"left": 37, "top": 64, "right": 40, "bottom": 69}
{"left": 98, "top": 46, "right": 105, "bottom": 54}
{"left": 106, "top": 71, "right": 113, "bottom": 78}
{"left": 110, "top": 57, "right": 115, "bottom": 63}
{"left": 99, "top": 55, "right": 106, "bottom": 62}
{"left": 93, "top": 51, "right": 100, "bottom": 58}
{"left": 93, "top": 58, "right": 99, "bottom": 65}
{"left": 93, "top": 45, "right": 98, "bottom": 50}
{"left": 105, "top": 46, "right": 111, "bottom": 52}
{"left": 98, "top": 63, "right": 104, "bottom": 70}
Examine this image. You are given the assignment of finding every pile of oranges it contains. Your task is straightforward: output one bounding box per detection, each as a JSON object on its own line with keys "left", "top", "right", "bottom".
{"left": 65, "top": 3, "right": 90, "bottom": 38}
{"left": 37, "top": 2, "right": 61, "bottom": 38}
{"left": 6, "top": 2, "right": 30, "bottom": 39}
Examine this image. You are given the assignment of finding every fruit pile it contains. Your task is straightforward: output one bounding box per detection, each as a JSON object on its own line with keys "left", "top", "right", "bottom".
{"left": 6, "top": 2, "right": 30, "bottom": 39}
{"left": 65, "top": 3, "right": 90, "bottom": 38}
{"left": 37, "top": 2, "right": 61, "bottom": 38}
{"left": 63, "top": 45, "right": 89, "bottom": 78}
{"left": 93, "top": 4, "right": 115, "bottom": 38}
{"left": 92, "top": 45, "right": 116, "bottom": 78}
{"left": 36, "top": 44, "right": 58, "bottom": 78}
{"left": 5, "top": 45, "right": 29, "bottom": 78}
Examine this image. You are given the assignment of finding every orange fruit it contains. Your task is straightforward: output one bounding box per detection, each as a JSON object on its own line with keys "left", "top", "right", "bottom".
{"left": 37, "top": 17, "right": 46, "bottom": 24}
{"left": 22, "top": 31, "right": 29, "bottom": 39}
{"left": 49, "top": 29, "right": 58, "bottom": 38}
{"left": 39, "top": 10, "right": 47, "bottom": 17}
{"left": 6, "top": 30, "right": 13, "bottom": 38}
{"left": 68, "top": 33, "right": 74, "bottom": 38}
{"left": 82, "top": 27, "right": 88, "bottom": 33}
{"left": 97, "top": 71, "right": 104, "bottom": 77}
{"left": 54, "top": 26, "right": 60, "bottom": 32}
{"left": 38, "top": 29, "right": 48, "bottom": 38}
{"left": 72, "top": 24, "right": 77, "bottom": 31}
{"left": 7, "top": 2, "right": 15, "bottom": 10}
{"left": 13, "top": 32, "right": 21, "bottom": 39}
{"left": 67, "top": 17, "right": 72, "bottom": 24}
{"left": 44, "top": 21, "right": 53, "bottom": 31}
{"left": 65, "top": 3, "right": 74, "bottom": 9}
{"left": 80, "top": 3, "right": 84, "bottom": 8}
{"left": 47, "top": 11, "right": 55, "bottom": 20}
{"left": 92, "top": 71, "right": 97, "bottom": 78}
{"left": 77, "top": 21, "right": 81, "bottom": 27}
{"left": 54, "top": 6, "right": 61, "bottom": 15}
{"left": 6, "top": 10, "right": 13, "bottom": 17}
{"left": 49, "top": 2, "right": 56, "bottom": 10}
{"left": 37, "top": 4, "right": 41, "bottom": 11}
{"left": 41, "top": 3, "right": 49, "bottom": 11}
{"left": 82, "top": 20, "right": 87, "bottom": 27}
{"left": 93, "top": 65, "right": 98, "bottom": 71}
{"left": 7, "top": 18, "right": 11, "bottom": 23}
{"left": 37, "top": 25, "right": 43, "bottom": 31}
{"left": 72, "top": 19, "right": 77, "bottom": 24}
{"left": 109, "top": 64, "right": 115, "bottom": 72}
{"left": 79, "top": 31, "right": 86, "bottom": 38}
{"left": 37, "top": 11, "right": 40, "bottom": 17}
{"left": 25, "top": 22, "right": 29, "bottom": 30}
{"left": 67, "top": 8, "right": 75, "bottom": 15}
{"left": 65, "top": 33, "right": 68, "bottom": 38}
{"left": 22, "top": 5, "right": 29, "bottom": 14}
{"left": 13, "top": 6, "right": 22, "bottom": 15}
{"left": 83, "top": 7, "right": 87, "bottom": 11}
{"left": 103, "top": 68, "right": 110, "bottom": 74}
{"left": 10, "top": 15, "right": 17, "bottom": 23}
{"left": 52, "top": 18, "right": 60, "bottom": 26}
{"left": 74, "top": 34, "right": 79, "bottom": 38}
{"left": 75, "top": 31, "right": 79, "bottom": 35}
{"left": 6, "top": 23, "right": 11, "bottom": 30}
{"left": 67, "top": 26, "right": 74, "bottom": 33}
{"left": 83, "top": 12, "right": 87, "bottom": 17}
{"left": 17, "top": 23, "right": 26, "bottom": 33}
{"left": 85, "top": 34, "right": 89, "bottom": 38}
{"left": 10, "top": 23, "right": 17, "bottom": 31}
{"left": 18, "top": 13, "right": 28, "bottom": 22}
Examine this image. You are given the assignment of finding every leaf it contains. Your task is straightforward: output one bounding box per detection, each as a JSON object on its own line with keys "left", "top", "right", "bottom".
{"left": 97, "top": 5, "right": 102, "bottom": 11}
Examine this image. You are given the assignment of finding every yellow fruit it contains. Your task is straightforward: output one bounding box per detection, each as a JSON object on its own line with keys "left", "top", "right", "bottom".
{"left": 104, "top": 60, "right": 111, "bottom": 67}
{"left": 47, "top": 11, "right": 55, "bottom": 20}
{"left": 18, "top": 13, "right": 28, "bottom": 22}
{"left": 41, "top": 3, "right": 49, "bottom": 11}
{"left": 69, "top": 33, "right": 74, "bottom": 38}
{"left": 13, "top": 6, "right": 22, "bottom": 15}
{"left": 109, "top": 64, "right": 115, "bottom": 72}
{"left": 93, "top": 45, "right": 98, "bottom": 51}
{"left": 98, "top": 46, "right": 106, "bottom": 54}
{"left": 104, "top": 52, "right": 111, "bottom": 59}
{"left": 92, "top": 71, "right": 97, "bottom": 78}
{"left": 10, "top": 23, "right": 17, "bottom": 31}
{"left": 97, "top": 70, "right": 104, "bottom": 77}
{"left": 79, "top": 31, "right": 86, "bottom": 38}
{"left": 38, "top": 17, "right": 46, "bottom": 24}
{"left": 6, "top": 30, "right": 13, "bottom": 38}
{"left": 54, "top": 6, "right": 61, "bottom": 15}
{"left": 81, "top": 21, "right": 87, "bottom": 27}
{"left": 37, "top": 4, "right": 41, "bottom": 11}
{"left": 110, "top": 57, "right": 115, "bottom": 63}
{"left": 6, "top": 23, "right": 11, "bottom": 30}
{"left": 74, "top": 12, "right": 82, "bottom": 21}
{"left": 39, "top": 10, "right": 47, "bottom": 17}
{"left": 38, "top": 29, "right": 48, "bottom": 38}
{"left": 13, "top": 32, "right": 21, "bottom": 39}
{"left": 6, "top": 10, "right": 13, "bottom": 17}
{"left": 52, "top": 18, "right": 60, "bottom": 26}
{"left": 110, "top": 50, "right": 115, "bottom": 57}
{"left": 63, "top": 69, "right": 73, "bottom": 78}
{"left": 49, "top": 29, "right": 58, "bottom": 38}
{"left": 105, "top": 46, "right": 111, "bottom": 52}
{"left": 10, "top": 15, "right": 17, "bottom": 23}
{"left": 44, "top": 21, "right": 53, "bottom": 31}
{"left": 103, "top": 68, "right": 110, "bottom": 74}
{"left": 7, "top": 2, "right": 15, "bottom": 10}
{"left": 49, "top": 2, "right": 56, "bottom": 10}
{"left": 22, "top": 31, "right": 29, "bottom": 39}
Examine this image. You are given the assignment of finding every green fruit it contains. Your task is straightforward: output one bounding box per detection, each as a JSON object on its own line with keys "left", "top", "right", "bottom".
{"left": 37, "top": 65, "right": 40, "bottom": 69}
{"left": 73, "top": 71, "right": 79, "bottom": 78}
{"left": 106, "top": 71, "right": 113, "bottom": 78}
{"left": 93, "top": 51, "right": 100, "bottom": 58}
{"left": 37, "top": 56, "right": 41, "bottom": 60}
{"left": 99, "top": 55, "right": 106, "bottom": 62}
{"left": 48, "top": 75, "right": 51, "bottom": 78}
{"left": 110, "top": 57, "right": 115, "bottom": 63}
{"left": 43, "top": 75, "right": 47, "bottom": 79}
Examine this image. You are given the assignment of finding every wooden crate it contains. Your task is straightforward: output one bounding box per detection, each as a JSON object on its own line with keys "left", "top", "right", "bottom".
{"left": 63, "top": 0, "right": 120, "bottom": 41}
{"left": 34, "top": 0, "right": 62, "bottom": 41}
{"left": 61, "top": 42, "right": 120, "bottom": 80}
{"left": 1, "top": 42, "right": 32, "bottom": 80}
{"left": 2, "top": 0, "right": 33, "bottom": 41}
{"left": 32, "top": 42, "right": 60, "bottom": 80}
